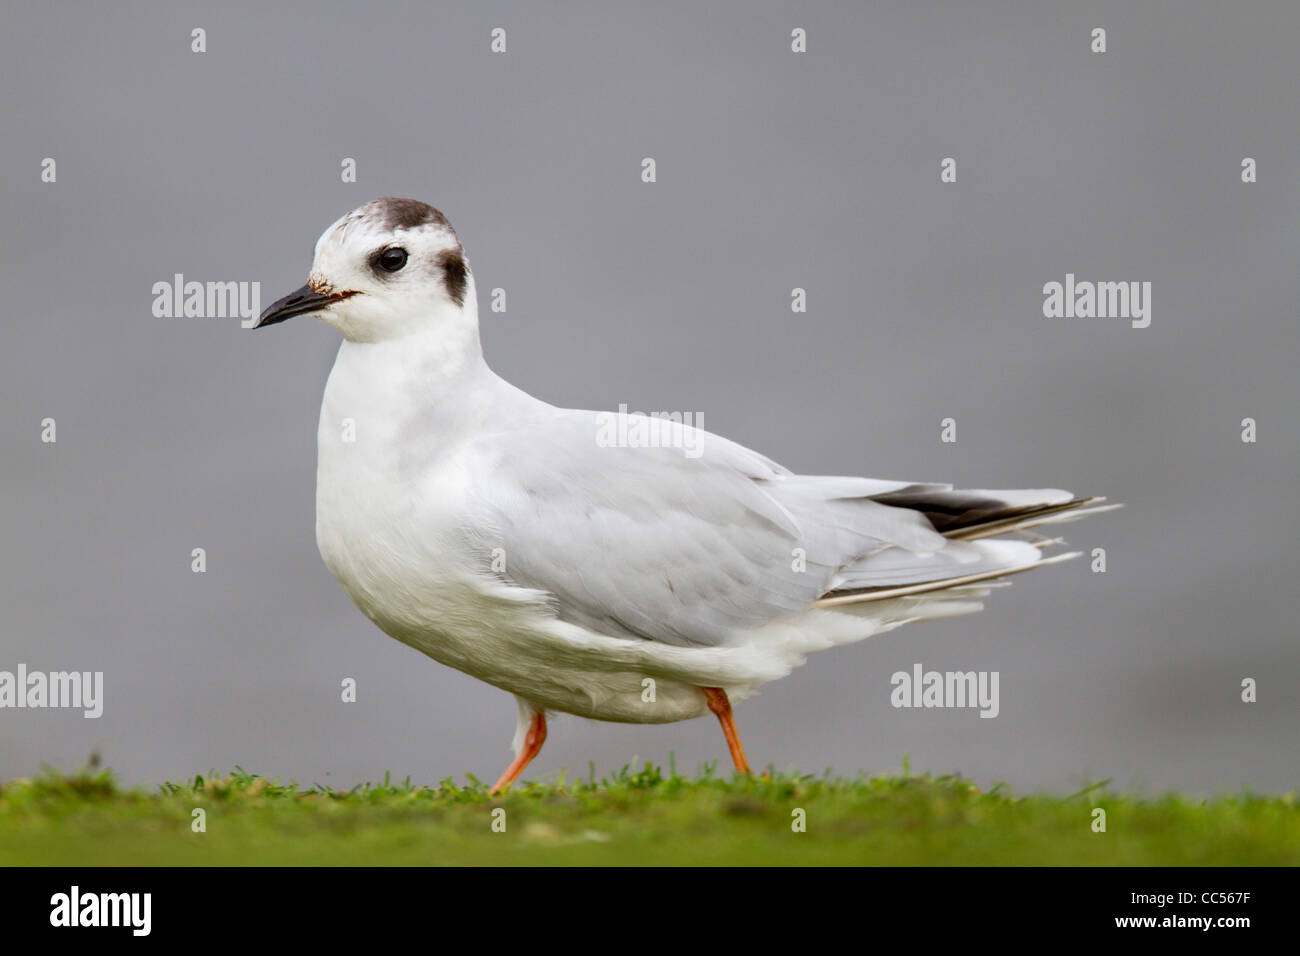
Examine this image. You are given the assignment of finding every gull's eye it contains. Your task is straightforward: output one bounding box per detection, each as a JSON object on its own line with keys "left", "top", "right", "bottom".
{"left": 375, "top": 247, "right": 408, "bottom": 274}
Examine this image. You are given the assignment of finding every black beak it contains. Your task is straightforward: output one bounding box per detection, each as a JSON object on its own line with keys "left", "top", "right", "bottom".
{"left": 254, "top": 284, "right": 353, "bottom": 329}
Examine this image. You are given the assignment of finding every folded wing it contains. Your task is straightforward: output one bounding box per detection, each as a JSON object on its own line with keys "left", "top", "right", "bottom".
{"left": 464, "top": 410, "right": 1110, "bottom": 647}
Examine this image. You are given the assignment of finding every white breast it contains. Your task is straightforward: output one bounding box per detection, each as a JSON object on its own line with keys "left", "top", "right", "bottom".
{"left": 314, "top": 338, "right": 489, "bottom": 644}
{"left": 311, "top": 340, "right": 716, "bottom": 724}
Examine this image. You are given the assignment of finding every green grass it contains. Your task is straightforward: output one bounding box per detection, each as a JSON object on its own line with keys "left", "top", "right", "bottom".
{"left": 2, "top": 761, "right": 1297, "bottom": 866}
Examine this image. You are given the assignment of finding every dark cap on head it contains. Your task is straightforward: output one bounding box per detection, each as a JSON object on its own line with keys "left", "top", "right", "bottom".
{"left": 367, "top": 197, "right": 457, "bottom": 235}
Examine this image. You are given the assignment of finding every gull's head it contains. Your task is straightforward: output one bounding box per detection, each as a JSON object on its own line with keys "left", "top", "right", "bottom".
{"left": 255, "top": 198, "right": 474, "bottom": 343}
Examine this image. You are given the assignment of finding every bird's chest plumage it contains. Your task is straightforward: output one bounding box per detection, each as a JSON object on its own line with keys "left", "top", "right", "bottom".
{"left": 313, "top": 346, "right": 502, "bottom": 662}
{"left": 307, "top": 343, "right": 717, "bottom": 723}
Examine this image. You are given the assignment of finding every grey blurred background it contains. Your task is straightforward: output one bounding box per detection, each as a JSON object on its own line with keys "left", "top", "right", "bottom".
{"left": 2, "top": 1, "right": 1296, "bottom": 795}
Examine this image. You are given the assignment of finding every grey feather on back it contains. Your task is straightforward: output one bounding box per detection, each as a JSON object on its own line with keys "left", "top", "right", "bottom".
{"left": 462, "top": 411, "right": 947, "bottom": 647}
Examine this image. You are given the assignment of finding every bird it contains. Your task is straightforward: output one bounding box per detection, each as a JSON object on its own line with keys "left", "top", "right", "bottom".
{"left": 255, "top": 197, "right": 1115, "bottom": 793}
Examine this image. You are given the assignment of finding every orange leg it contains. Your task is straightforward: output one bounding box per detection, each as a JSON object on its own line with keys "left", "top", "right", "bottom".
{"left": 703, "top": 687, "right": 751, "bottom": 775}
{"left": 490, "top": 711, "right": 547, "bottom": 794}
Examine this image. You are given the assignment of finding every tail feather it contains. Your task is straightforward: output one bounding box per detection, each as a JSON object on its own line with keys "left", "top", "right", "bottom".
{"left": 942, "top": 496, "right": 1119, "bottom": 540}
{"left": 814, "top": 491, "right": 1116, "bottom": 608}
{"left": 815, "top": 551, "right": 1079, "bottom": 607}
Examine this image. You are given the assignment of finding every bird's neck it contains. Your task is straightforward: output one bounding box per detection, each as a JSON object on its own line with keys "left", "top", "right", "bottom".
{"left": 322, "top": 314, "right": 543, "bottom": 448}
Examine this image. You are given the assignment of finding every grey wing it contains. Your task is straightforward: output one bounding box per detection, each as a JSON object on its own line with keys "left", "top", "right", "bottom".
{"left": 461, "top": 410, "right": 961, "bottom": 647}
